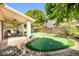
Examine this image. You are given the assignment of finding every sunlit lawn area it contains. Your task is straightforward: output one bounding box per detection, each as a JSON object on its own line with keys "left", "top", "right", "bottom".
{"left": 69, "top": 28, "right": 79, "bottom": 36}
{"left": 26, "top": 32, "right": 75, "bottom": 52}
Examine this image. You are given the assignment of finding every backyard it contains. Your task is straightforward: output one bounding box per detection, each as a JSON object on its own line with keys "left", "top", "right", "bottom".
{"left": 0, "top": 3, "right": 79, "bottom": 56}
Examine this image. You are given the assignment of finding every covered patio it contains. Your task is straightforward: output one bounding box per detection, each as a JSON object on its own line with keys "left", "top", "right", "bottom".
{"left": 0, "top": 3, "right": 34, "bottom": 42}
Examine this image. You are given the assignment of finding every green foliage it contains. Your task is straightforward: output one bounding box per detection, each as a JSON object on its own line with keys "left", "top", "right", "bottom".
{"left": 25, "top": 9, "right": 46, "bottom": 28}
{"left": 26, "top": 32, "right": 74, "bottom": 52}
{"left": 69, "top": 28, "right": 79, "bottom": 37}
{"left": 45, "top": 3, "right": 79, "bottom": 25}
{"left": 5, "top": 20, "right": 19, "bottom": 29}
{"left": 55, "top": 21, "right": 79, "bottom": 38}
{"left": 25, "top": 9, "right": 45, "bottom": 21}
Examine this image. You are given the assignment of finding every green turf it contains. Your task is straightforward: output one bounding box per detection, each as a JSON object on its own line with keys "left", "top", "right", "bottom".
{"left": 26, "top": 32, "right": 75, "bottom": 52}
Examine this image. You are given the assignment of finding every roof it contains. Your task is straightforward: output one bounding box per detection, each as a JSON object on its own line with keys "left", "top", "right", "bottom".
{"left": 0, "top": 3, "right": 35, "bottom": 24}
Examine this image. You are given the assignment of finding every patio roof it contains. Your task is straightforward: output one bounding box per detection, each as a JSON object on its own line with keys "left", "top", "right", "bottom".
{"left": 0, "top": 3, "right": 34, "bottom": 24}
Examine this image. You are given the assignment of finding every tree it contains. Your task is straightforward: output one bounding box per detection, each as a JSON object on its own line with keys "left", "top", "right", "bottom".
{"left": 25, "top": 9, "right": 45, "bottom": 21}
{"left": 25, "top": 9, "right": 46, "bottom": 28}
{"left": 5, "top": 20, "right": 19, "bottom": 29}
{"left": 45, "top": 3, "right": 79, "bottom": 25}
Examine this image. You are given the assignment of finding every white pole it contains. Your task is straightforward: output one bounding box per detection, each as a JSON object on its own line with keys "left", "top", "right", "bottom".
{"left": 19, "top": 24, "right": 22, "bottom": 36}
{"left": 27, "top": 21, "right": 31, "bottom": 40}
{"left": 21, "top": 24, "right": 24, "bottom": 36}
{"left": 0, "top": 21, "right": 3, "bottom": 41}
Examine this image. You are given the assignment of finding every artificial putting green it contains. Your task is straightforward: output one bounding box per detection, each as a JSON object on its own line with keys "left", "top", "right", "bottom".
{"left": 26, "top": 32, "right": 75, "bottom": 52}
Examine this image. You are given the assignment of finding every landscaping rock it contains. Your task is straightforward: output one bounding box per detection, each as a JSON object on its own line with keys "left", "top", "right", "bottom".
{"left": 0, "top": 46, "right": 22, "bottom": 56}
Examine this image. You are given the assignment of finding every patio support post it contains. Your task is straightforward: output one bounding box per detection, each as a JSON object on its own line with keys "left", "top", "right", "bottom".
{"left": 17, "top": 24, "right": 21, "bottom": 35}
{"left": 17, "top": 24, "right": 21, "bottom": 36}
{"left": 0, "top": 20, "right": 3, "bottom": 41}
{"left": 21, "top": 24, "right": 24, "bottom": 36}
{"left": 27, "top": 21, "right": 31, "bottom": 39}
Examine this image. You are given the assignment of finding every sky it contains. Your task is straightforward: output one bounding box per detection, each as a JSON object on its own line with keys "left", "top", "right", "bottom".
{"left": 6, "top": 3, "right": 45, "bottom": 13}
